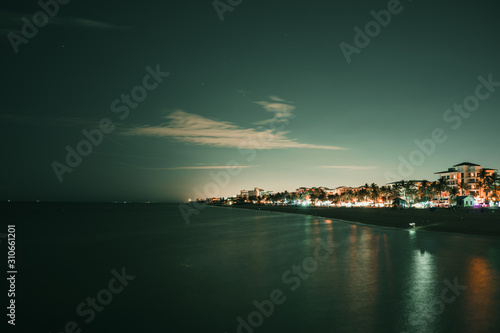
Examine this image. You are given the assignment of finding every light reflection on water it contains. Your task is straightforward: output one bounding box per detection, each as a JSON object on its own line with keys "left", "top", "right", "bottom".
{"left": 404, "top": 247, "right": 438, "bottom": 331}
{"left": 178, "top": 207, "right": 500, "bottom": 332}
{"left": 463, "top": 256, "right": 499, "bottom": 332}
{"left": 18, "top": 203, "right": 499, "bottom": 333}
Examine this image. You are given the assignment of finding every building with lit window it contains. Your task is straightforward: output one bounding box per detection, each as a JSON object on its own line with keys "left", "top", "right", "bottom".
{"left": 332, "top": 186, "right": 360, "bottom": 195}
{"left": 434, "top": 162, "right": 497, "bottom": 198}
{"left": 239, "top": 187, "right": 270, "bottom": 198}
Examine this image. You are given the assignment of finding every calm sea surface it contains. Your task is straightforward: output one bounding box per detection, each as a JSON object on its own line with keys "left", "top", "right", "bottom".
{"left": 4, "top": 203, "right": 500, "bottom": 332}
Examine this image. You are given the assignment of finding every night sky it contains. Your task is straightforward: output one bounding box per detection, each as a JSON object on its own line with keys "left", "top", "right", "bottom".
{"left": 1, "top": 0, "right": 499, "bottom": 202}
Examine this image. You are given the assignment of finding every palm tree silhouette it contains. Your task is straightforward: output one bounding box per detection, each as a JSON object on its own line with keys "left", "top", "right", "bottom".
{"left": 478, "top": 168, "right": 488, "bottom": 199}
{"left": 449, "top": 187, "right": 459, "bottom": 205}
{"left": 459, "top": 179, "right": 469, "bottom": 196}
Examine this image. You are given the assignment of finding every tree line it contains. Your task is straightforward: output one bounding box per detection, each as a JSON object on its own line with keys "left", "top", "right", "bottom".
{"left": 235, "top": 172, "right": 499, "bottom": 207}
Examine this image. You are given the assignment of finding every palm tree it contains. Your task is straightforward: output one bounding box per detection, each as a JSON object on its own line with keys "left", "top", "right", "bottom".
{"left": 369, "top": 183, "right": 380, "bottom": 204}
{"left": 478, "top": 169, "right": 488, "bottom": 198}
{"left": 493, "top": 173, "right": 500, "bottom": 203}
{"left": 339, "top": 191, "right": 346, "bottom": 204}
{"left": 329, "top": 194, "right": 340, "bottom": 205}
{"left": 403, "top": 181, "right": 417, "bottom": 206}
{"left": 494, "top": 172, "right": 500, "bottom": 193}
{"left": 431, "top": 177, "right": 449, "bottom": 207}
{"left": 391, "top": 186, "right": 399, "bottom": 201}
{"left": 282, "top": 190, "right": 289, "bottom": 203}
{"left": 485, "top": 172, "right": 499, "bottom": 202}
{"left": 449, "top": 187, "right": 459, "bottom": 205}
{"left": 382, "top": 186, "right": 392, "bottom": 205}
{"left": 318, "top": 192, "right": 327, "bottom": 204}
{"left": 438, "top": 177, "right": 448, "bottom": 197}
{"left": 392, "top": 182, "right": 402, "bottom": 200}
{"left": 459, "top": 179, "right": 469, "bottom": 196}
{"left": 358, "top": 186, "right": 369, "bottom": 203}
{"left": 419, "top": 180, "right": 430, "bottom": 203}
{"left": 309, "top": 192, "right": 318, "bottom": 205}
{"left": 399, "top": 180, "right": 407, "bottom": 200}
{"left": 344, "top": 190, "right": 355, "bottom": 204}
{"left": 430, "top": 181, "right": 439, "bottom": 199}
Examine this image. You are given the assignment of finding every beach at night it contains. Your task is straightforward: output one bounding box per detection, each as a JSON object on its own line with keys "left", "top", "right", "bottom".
{"left": 2, "top": 0, "right": 500, "bottom": 331}
{"left": 223, "top": 205, "right": 500, "bottom": 237}
{"left": 2, "top": 202, "right": 500, "bottom": 332}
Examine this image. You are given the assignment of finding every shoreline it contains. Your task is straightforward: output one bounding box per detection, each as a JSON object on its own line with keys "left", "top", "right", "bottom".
{"left": 219, "top": 204, "right": 500, "bottom": 238}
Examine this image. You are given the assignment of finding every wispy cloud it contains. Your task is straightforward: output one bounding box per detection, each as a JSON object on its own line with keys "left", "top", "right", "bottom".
{"left": 319, "top": 166, "right": 378, "bottom": 170}
{"left": 253, "top": 95, "right": 295, "bottom": 125}
{"left": 121, "top": 110, "right": 346, "bottom": 150}
{"left": 113, "top": 162, "right": 257, "bottom": 170}
{"left": 268, "top": 96, "right": 288, "bottom": 102}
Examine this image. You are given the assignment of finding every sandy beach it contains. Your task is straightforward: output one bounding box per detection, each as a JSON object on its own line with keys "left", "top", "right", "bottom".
{"left": 226, "top": 204, "right": 500, "bottom": 237}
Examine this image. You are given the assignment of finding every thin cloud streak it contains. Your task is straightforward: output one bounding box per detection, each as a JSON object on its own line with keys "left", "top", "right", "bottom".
{"left": 122, "top": 110, "right": 346, "bottom": 150}
{"left": 165, "top": 165, "right": 256, "bottom": 170}
{"left": 319, "top": 166, "right": 378, "bottom": 170}
{"left": 113, "top": 161, "right": 257, "bottom": 170}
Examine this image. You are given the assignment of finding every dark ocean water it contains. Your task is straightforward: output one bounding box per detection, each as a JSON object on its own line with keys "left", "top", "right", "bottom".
{"left": 1, "top": 202, "right": 499, "bottom": 332}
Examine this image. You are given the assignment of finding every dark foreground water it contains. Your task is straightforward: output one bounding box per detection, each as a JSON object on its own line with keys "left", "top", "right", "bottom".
{"left": 2, "top": 203, "right": 499, "bottom": 332}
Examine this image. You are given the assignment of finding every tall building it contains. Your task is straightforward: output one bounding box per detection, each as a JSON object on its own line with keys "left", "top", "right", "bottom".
{"left": 434, "top": 162, "right": 497, "bottom": 198}
{"left": 333, "top": 186, "right": 355, "bottom": 195}
{"left": 248, "top": 187, "right": 262, "bottom": 197}
{"left": 239, "top": 187, "right": 266, "bottom": 198}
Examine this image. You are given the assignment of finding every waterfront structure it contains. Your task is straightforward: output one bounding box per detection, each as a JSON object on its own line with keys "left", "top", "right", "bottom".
{"left": 260, "top": 190, "right": 274, "bottom": 196}
{"left": 239, "top": 187, "right": 271, "bottom": 198}
{"left": 296, "top": 187, "right": 309, "bottom": 194}
{"left": 434, "top": 162, "right": 497, "bottom": 198}
{"left": 248, "top": 187, "right": 262, "bottom": 197}
{"left": 455, "top": 195, "right": 475, "bottom": 208}
{"left": 224, "top": 162, "right": 497, "bottom": 206}
{"left": 333, "top": 186, "right": 359, "bottom": 195}
{"left": 319, "top": 187, "right": 335, "bottom": 196}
